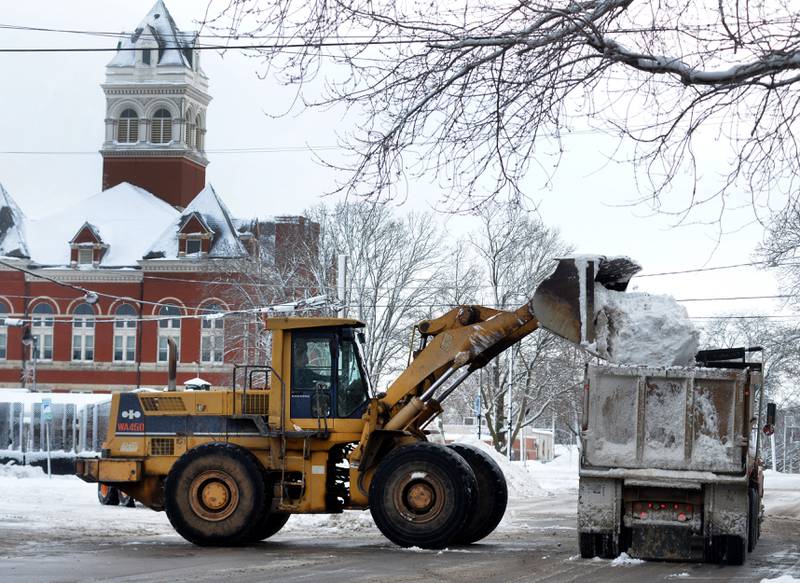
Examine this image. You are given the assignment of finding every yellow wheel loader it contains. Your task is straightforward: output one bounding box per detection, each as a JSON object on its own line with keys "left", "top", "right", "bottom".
{"left": 76, "top": 256, "right": 638, "bottom": 548}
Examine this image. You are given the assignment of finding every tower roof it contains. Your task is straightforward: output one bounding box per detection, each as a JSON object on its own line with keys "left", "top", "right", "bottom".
{"left": 108, "top": 0, "right": 198, "bottom": 68}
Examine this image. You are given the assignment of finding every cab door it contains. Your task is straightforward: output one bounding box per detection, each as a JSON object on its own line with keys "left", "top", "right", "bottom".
{"left": 289, "top": 332, "right": 336, "bottom": 423}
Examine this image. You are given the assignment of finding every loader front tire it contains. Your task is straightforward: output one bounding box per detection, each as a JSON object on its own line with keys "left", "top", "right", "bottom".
{"left": 165, "top": 442, "right": 266, "bottom": 546}
{"left": 447, "top": 443, "right": 508, "bottom": 544}
{"left": 369, "top": 442, "right": 477, "bottom": 549}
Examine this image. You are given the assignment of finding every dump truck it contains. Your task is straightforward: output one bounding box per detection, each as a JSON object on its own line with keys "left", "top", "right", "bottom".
{"left": 76, "top": 255, "right": 637, "bottom": 549}
{"left": 578, "top": 347, "right": 772, "bottom": 564}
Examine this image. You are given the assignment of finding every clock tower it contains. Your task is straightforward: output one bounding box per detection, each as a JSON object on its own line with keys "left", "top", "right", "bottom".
{"left": 100, "top": 1, "right": 210, "bottom": 209}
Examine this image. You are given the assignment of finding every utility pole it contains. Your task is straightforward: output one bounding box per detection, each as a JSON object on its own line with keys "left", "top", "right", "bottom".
{"left": 337, "top": 254, "right": 348, "bottom": 317}
{"left": 507, "top": 346, "right": 514, "bottom": 460}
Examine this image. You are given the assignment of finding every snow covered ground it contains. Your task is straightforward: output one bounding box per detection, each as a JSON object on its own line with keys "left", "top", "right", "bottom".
{"left": 0, "top": 444, "right": 798, "bottom": 582}
{"left": 0, "top": 443, "right": 580, "bottom": 541}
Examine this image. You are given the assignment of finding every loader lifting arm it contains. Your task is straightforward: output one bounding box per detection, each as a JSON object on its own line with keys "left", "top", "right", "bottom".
{"left": 349, "top": 256, "right": 640, "bottom": 471}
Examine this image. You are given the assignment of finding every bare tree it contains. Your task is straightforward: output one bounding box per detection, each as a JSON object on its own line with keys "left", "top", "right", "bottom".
{"left": 208, "top": 1, "right": 800, "bottom": 217}
{"left": 464, "top": 202, "right": 574, "bottom": 453}
{"left": 306, "top": 202, "right": 450, "bottom": 389}
{"left": 758, "top": 203, "right": 800, "bottom": 304}
{"left": 701, "top": 315, "right": 800, "bottom": 471}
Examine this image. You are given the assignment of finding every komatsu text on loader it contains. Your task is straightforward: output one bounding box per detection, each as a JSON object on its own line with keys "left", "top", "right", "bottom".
{"left": 76, "top": 257, "right": 637, "bottom": 548}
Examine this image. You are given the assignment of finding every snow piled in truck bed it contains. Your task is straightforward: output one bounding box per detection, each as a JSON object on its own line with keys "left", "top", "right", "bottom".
{"left": 594, "top": 286, "right": 699, "bottom": 367}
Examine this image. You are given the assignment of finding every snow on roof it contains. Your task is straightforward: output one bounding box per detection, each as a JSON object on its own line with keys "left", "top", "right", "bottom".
{"left": 108, "top": 0, "right": 197, "bottom": 68}
{"left": 146, "top": 184, "right": 247, "bottom": 259}
{"left": 184, "top": 377, "right": 211, "bottom": 386}
{"left": 0, "top": 183, "right": 30, "bottom": 259}
{"left": 25, "top": 182, "right": 179, "bottom": 267}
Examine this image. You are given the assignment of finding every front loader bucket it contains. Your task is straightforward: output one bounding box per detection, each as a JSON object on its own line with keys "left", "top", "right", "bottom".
{"left": 531, "top": 256, "right": 641, "bottom": 345}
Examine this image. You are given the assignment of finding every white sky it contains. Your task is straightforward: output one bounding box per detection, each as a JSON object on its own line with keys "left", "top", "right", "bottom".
{"left": 0, "top": 0, "right": 791, "bottom": 322}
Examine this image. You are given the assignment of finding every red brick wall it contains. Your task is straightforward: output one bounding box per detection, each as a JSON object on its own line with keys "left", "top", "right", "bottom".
{"left": 102, "top": 156, "right": 206, "bottom": 209}
{"left": 0, "top": 271, "right": 236, "bottom": 392}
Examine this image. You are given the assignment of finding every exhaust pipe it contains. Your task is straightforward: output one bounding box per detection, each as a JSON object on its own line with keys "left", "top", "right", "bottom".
{"left": 167, "top": 338, "right": 177, "bottom": 392}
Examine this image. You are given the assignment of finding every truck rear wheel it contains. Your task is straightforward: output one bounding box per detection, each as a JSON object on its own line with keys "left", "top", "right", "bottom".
{"left": 369, "top": 442, "right": 477, "bottom": 549}
{"left": 726, "top": 535, "right": 747, "bottom": 565}
{"left": 748, "top": 488, "right": 759, "bottom": 552}
{"left": 446, "top": 443, "right": 507, "bottom": 544}
{"left": 579, "top": 532, "right": 597, "bottom": 558}
{"left": 165, "top": 442, "right": 266, "bottom": 546}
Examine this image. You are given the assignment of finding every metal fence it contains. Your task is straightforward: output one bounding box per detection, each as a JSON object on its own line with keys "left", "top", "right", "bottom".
{"left": 0, "top": 399, "right": 110, "bottom": 473}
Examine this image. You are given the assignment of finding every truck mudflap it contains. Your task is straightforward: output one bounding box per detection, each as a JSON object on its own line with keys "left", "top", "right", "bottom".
{"left": 76, "top": 458, "right": 142, "bottom": 483}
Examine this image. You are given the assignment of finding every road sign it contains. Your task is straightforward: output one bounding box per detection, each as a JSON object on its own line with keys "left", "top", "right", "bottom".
{"left": 473, "top": 394, "right": 481, "bottom": 417}
{"left": 42, "top": 398, "right": 52, "bottom": 422}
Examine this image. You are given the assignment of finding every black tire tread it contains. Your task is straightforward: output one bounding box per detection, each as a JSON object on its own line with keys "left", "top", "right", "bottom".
{"left": 369, "top": 442, "right": 477, "bottom": 549}
{"left": 447, "top": 443, "right": 508, "bottom": 544}
{"left": 164, "top": 442, "right": 266, "bottom": 547}
{"left": 247, "top": 511, "right": 291, "bottom": 542}
{"left": 579, "top": 532, "right": 596, "bottom": 558}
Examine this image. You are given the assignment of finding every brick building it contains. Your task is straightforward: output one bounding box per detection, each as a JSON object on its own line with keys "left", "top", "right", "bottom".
{"left": 0, "top": 1, "right": 318, "bottom": 393}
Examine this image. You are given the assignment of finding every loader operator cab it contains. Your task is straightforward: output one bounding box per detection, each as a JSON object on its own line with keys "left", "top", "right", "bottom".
{"left": 290, "top": 326, "right": 372, "bottom": 420}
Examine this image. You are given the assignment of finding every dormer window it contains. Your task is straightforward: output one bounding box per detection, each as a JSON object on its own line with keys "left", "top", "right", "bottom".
{"left": 77, "top": 248, "right": 94, "bottom": 265}
{"left": 70, "top": 222, "right": 108, "bottom": 267}
{"left": 177, "top": 211, "right": 214, "bottom": 257}
{"left": 142, "top": 49, "right": 151, "bottom": 65}
{"left": 185, "top": 237, "right": 202, "bottom": 255}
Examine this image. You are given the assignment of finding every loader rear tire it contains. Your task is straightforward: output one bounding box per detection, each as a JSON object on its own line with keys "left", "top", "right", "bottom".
{"left": 447, "top": 443, "right": 508, "bottom": 544}
{"left": 97, "top": 484, "right": 119, "bottom": 506}
{"left": 248, "top": 511, "right": 291, "bottom": 542}
{"left": 165, "top": 442, "right": 266, "bottom": 546}
{"left": 369, "top": 442, "right": 477, "bottom": 549}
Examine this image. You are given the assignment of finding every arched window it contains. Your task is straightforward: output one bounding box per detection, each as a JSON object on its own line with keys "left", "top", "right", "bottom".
{"left": 0, "top": 302, "right": 7, "bottom": 360}
{"left": 157, "top": 304, "right": 181, "bottom": 362}
{"left": 185, "top": 110, "right": 194, "bottom": 149}
{"left": 151, "top": 108, "right": 172, "bottom": 144}
{"left": 117, "top": 109, "right": 139, "bottom": 143}
{"left": 200, "top": 304, "right": 224, "bottom": 364}
{"left": 72, "top": 303, "right": 95, "bottom": 362}
{"left": 31, "top": 303, "right": 54, "bottom": 360}
{"left": 195, "top": 114, "right": 203, "bottom": 151}
{"left": 114, "top": 304, "right": 137, "bottom": 363}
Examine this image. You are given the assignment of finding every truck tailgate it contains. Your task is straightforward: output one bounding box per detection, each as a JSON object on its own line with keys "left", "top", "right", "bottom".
{"left": 584, "top": 365, "right": 748, "bottom": 473}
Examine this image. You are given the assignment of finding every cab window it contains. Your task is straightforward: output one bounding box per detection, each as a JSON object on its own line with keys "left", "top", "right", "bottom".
{"left": 337, "top": 339, "right": 369, "bottom": 417}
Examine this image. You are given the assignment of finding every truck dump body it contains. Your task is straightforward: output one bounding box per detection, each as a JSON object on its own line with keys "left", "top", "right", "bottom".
{"left": 584, "top": 365, "right": 748, "bottom": 474}
{"left": 578, "top": 362, "right": 763, "bottom": 564}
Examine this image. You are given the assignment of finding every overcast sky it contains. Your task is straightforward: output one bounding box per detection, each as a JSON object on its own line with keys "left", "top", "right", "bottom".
{"left": 0, "top": 0, "right": 790, "bottom": 322}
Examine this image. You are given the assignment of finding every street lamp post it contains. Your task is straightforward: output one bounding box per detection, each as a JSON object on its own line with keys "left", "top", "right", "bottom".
{"left": 21, "top": 326, "right": 38, "bottom": 392}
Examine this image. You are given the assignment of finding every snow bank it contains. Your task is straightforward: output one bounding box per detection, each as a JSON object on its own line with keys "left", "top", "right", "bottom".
{"left": 761, "top": 577, "right": 800, "bottom": 583}
{"left": 594, "top": 286, "right": 699, "bottom": 367}
{"left": 763, "top": 470, "right": 800, "bottom": 520}
{"left": 1, "top": 460, "right": 46, "bottom": 478}
{"left": 449, "top": 436, "right": 545, "bottom": 498}
{"left": 610, "top": 552, "right": 645, "bottom": 566}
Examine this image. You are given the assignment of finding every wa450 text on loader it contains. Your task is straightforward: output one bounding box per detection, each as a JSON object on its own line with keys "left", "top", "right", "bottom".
{"left": 77, "top": 256, "right": 636, "bottom": 549}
